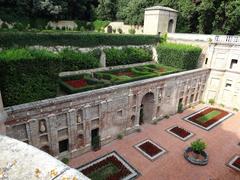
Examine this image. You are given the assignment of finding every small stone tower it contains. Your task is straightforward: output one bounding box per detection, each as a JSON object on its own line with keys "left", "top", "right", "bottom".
{"left": 0, "top": 91, "right": 7, "bottom": 135}
{"left": 143, "top": 6, "right": 178, "bottom": 35}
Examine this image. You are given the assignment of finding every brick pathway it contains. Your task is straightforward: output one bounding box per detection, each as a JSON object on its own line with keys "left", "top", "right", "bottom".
{"left": 69, "top": 105, "right": 240, "bottom": 180}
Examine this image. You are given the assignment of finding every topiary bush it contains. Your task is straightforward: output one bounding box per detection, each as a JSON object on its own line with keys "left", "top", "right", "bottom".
{"left": 0, "top": 32, "right": 161, "bottom": 48}
{"left": 105, "top": 47, "right": 152, "bottom": 66}
{"left": 156, "top": 43, "right": 202, "bottom": 70}
{"left": 0, "top": 48, "right": 100, "bottom": 106}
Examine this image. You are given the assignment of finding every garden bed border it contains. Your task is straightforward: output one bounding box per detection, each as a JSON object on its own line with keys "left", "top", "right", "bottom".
{"left": 77, "top": 151, "right": 140, "bottom": 180}
{"left": 134, "top": 139, "right": 167, "bottom": 161}
{"left": 183, "top": 106, "right": 234, "bottom": 131}
{"left": 166, "top": 125, "right": 194, "bottom": 141}
{"left": 227, "top": 154, "right": 240, "bottom": 172}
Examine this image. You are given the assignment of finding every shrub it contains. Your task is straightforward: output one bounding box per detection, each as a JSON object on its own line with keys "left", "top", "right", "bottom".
{"left": 0, "top": 48, "right": 100, "bottom": 106}
{"left": 233, "top": 108, "right": 239, "bottom": 112}
{"left": 0, "top": 32, "right": 161, "bottom": 48}
{"left": 156, "top": 43, "right": 202, "bottom": 70}
{"left": 93, "top": 20, "right": 110, "bottom": 32}
{"left": 129, "top": 28, "right": 136, "bottom": 34}
{"left": 164, "top": 115, "right": 170, "bottom": 119}
{"left": 191, "top": 139, "right": 206, "bottom": 154}
{"left": 91, "top": 135, "right": 101, "bottom": 151}
{"left": 105, "top": 47, "right": 152, "bottom": 66}
{"left": 13, "top": 22, "right": 25, "bottom": 31}
{"left": 178, "top": 102, "right": 183, "bottom": 113}
{"left": 61, "top": 158, "right": 69, "bottom": 164}
{"left": 117, "top": 133, "right": 123, "bottom": 139}
{"left": 208, "top": 99, "right": 215, "bottom": 105}
{"left": 136, "top": 128, "right": 141, "bottom": 133}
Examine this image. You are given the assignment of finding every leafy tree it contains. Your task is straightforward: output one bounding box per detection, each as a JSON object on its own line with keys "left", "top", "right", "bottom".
{"left": 96, "top": 0, "right": 117, "bottom": 20}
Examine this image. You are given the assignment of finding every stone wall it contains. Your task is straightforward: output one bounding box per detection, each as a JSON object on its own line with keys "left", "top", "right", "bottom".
{"left": 4, "top": 68, "right": 210, "bottom": 158}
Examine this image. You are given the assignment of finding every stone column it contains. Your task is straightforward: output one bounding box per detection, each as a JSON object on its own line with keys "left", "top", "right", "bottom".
{"left": 47, "top": 114, "right": 59, "bottom": 156}
{"left": 152, "top": 46, "right": 158, "bottom": 63}
{"left": 0, "top": 91, "right": 7, "bottom": 135}
{"left": 67, "top": 109, "right": 77, "bottom": 152}
{"left": 100, "top": 49, "right": 106, "bottom": 67}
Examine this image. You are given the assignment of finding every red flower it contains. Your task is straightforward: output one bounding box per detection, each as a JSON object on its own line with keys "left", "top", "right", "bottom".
{"left": 65, "top": 79, "right": 87, "bottom": 88}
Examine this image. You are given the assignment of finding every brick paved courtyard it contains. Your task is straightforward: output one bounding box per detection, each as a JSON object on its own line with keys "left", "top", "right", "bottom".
{"left": 69, "top": 105, "right": 240, "bottom": 180}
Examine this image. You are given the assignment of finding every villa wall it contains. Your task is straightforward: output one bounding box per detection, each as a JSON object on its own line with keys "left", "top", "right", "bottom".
{"left": 202, "top": 44, "right": 240, "bottom": 109}
{"left": 4, "top": 68, "right": 210, "bottom": 158}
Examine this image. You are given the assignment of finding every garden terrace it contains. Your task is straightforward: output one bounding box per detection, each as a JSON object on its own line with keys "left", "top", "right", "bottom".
{"left": 0, "top": 32, "right": 161, "bottom": 48}
{"left": 134, "top": 139, "right": 166, "bottom": 161}
{"left": 59, "top": 64, "right": 181, "bottom": 94}
{"left": 183, "top": 107, "right": 233, "bottom": 130}
{"left": 78, "top": 151, "right": 139, "bottom": 180}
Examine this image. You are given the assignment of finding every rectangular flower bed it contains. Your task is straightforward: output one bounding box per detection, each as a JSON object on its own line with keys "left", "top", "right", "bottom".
{"left": 166, "top": 126, "right": 194, "bottom": 141}
{"left": 183, "top": 107, "right": 233, "bottom": 130}
{"left": 134, "top": 139, "right": 166, "bottom": 161}
{"left": 228, "top": 155, "right": 240, "bottom": 172}
{"left": 78, "top": 151, "right": 139, "bottom": 180}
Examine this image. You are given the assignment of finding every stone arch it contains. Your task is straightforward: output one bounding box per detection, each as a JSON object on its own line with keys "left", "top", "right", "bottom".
{"left": 168, "top": 19, "right": 174, "bottom": 33}
{"left": 139, "top": 92, "right": 155, "bottom": 124}
{"left": 107, "top": 25, "right": 113, "bottom": 33}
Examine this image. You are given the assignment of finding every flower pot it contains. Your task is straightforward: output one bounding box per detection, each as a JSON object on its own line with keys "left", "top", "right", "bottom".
{"left": 184, "top": 147, "right": 208, "bottom": 166}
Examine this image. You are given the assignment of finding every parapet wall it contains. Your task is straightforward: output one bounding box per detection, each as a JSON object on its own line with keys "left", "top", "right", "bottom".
{"left": 4, "top": 68, "right": 210, "bottom": 158}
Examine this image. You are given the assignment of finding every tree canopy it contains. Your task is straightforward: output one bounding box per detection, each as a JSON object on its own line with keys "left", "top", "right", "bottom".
{"left": 1, "top": 0, "right": 240, "bottom": 34}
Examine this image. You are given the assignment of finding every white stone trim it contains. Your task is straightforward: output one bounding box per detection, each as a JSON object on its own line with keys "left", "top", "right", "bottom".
{"left": 166, "top": 125, "right": 194, "bottom": 141}
{"left": 228, "top": 155, "right": 240, "bottom": 172}
{"left": 134, "top": 139, "right": 166, "bottom": 160}
{"left": 78, "top": 151, "right": 139, "bottom": 180}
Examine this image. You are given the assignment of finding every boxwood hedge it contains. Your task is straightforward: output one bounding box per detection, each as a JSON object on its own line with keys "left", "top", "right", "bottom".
{"left": 156, "top": 43, "right": 202, "bottom": 70}
{"left": 0, "top": 48, "right": 100, "bottom": 106}
{"left": 0, "top": 32, "right": 161, "bottom": 48}
{"left": 105, "top": 47, "right": 152, "bottom": 66}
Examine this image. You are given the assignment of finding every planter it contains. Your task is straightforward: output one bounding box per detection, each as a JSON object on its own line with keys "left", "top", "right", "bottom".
{"left": 184, "top": 147, "right": 208, "bottom": 166}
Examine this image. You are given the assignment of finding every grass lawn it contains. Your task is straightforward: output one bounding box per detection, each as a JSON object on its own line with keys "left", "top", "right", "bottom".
{"left": 196, "top": 110, "right": 222, "bottom": 123}
{"left": 88, "top": 163, "right": 119, "bottom": 180}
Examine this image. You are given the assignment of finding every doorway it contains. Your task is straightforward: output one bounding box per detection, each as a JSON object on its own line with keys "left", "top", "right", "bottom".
{"left": 168, "top": 19, "right": 174, "bottom": 33}
{"left": 91, "top": 128, "right": 100, "bottom": 149}
{"left": 139, "top": 92, "right": 155, "bottom": 124}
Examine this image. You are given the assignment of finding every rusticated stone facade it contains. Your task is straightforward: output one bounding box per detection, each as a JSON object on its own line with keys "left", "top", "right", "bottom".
{"left": 3, "top": 69, "right": 210, "bottom": 158}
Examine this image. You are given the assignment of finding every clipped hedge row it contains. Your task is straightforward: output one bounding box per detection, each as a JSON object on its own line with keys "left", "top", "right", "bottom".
{"left": 0, "top": 32, "right": 161, "bottom": 48}
{"left": 156, "top": 43, "right": 202, "bottom": 70}
{"left": 0, "top": 48, "right": 100, "bottom": 106}
{"left": 105, "top": 47, "right": 152, "bottom": 66}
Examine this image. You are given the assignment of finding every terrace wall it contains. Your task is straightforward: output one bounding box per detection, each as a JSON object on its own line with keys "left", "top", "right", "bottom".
{"left": 4, "top": 68, "right": 210, "bottom": 158}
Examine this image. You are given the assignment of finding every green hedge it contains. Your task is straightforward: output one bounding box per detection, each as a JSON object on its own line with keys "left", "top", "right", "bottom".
{"left": 0, "top": 49, "right": 100, "bottom": 106}
{"left": 105, "top": 47, "right": 152, "bottom": 66}
{"left": 156, "top": 43, "right": 202, "bottom": 70}
{"left": 60, "top": 64, "right": 181, "bottom": 94}
{"left": 0, "top": 32, "right": 161, "bottom": 48}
